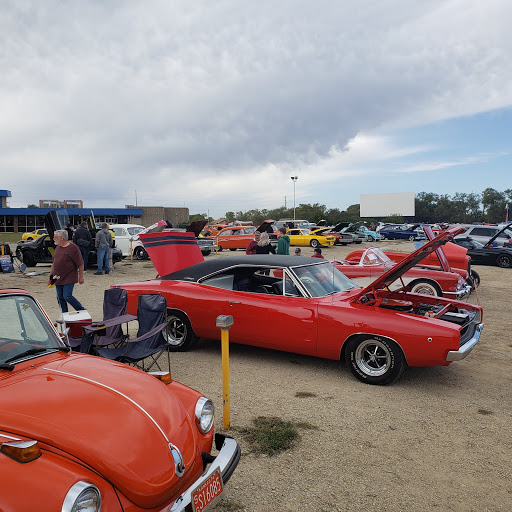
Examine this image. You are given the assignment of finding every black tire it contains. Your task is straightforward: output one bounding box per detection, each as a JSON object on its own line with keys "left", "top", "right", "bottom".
{"left": 164, "top": 311, "right": 197, "bottom": 352}
{"left": 408, "top": 235, "right": 415, "bottom": 241}
{"left": 217, "top": 245, "right": 223, "bottom": 252}
{"left": 202, "top": 249, "right": 211, "bottom": 256}
{"left": 470, "top": 269, "right": 480, "bottom": 288}
{"left": 345, "top": 336, "right": 406, "bottom": 385}
{"left": 22, "top": 251, "right": 36, "bottom": 267}
{"left": 365, "top": 235, "right": 374, "bottom": 242}
{"left": 229, "top": 248, "right": 237, "bottom": 251}
{"left": 496, "top": 254, "right": 512, "bottom": 268}
{"left": 26, "top": 237, "right": 33, "bottom": 241}
{"left": 310, "top": 239, "right": 319, "bottom": 248}
{"left": 134, "top": 247, "right": 148, "bottom": 260}
{"left": 409, "top": 279, "right": 442, "bottom": 296}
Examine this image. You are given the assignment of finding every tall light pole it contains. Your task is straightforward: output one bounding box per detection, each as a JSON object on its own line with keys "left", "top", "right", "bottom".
{"left": 291, "top": 176, "right": 298, "bottom": 222}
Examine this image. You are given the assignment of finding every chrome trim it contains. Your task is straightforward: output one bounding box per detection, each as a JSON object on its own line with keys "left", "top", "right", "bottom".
{"left": 43, "top": 367, "right": 171, "bottom": 444}
{"left": 443, "top": 285, "right": 472, "bottom": 299}
{"left": 0, "top": 434, "right": 21, "bottom": 441}
{"left": 446, "top": 323, "right": 483, "bottom": 361}
{"left": 168, "top": 435, "right": 241, "bottom": 512}
{"left": 62, "top": 481, "right": 101, "bottom": 512}
{"left": 169, "top": 443, "right": 185, "bottom": 477}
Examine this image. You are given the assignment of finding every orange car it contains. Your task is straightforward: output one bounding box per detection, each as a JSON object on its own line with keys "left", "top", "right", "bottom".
{"left": 209, "top": 226, "right": 257, "bottom": 251}
{"left": 203, "top": 224, "right": 227, "bottom": 236}
{"left": 0, "top": 288, "right": 240, "bottom": 511}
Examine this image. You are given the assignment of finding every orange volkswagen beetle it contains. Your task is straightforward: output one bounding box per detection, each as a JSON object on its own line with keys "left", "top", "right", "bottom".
{"left": 0, "top": 289, "right": 240, "bottom": 511}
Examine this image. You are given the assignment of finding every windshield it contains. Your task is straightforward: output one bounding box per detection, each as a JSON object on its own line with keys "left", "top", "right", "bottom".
{"left": 360, "top": 247, "right": 393, "bottom": 266}
{"left": 0, "top": 294, "right": 63, "bottom": 365}
{"left": 292, "top": 262, "right": 358, "bottom": 297}
{"left": 127, "top": 226, "right": 145, "bottom": 236}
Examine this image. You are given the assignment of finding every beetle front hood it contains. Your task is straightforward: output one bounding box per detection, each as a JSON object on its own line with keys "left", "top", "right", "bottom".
{"left": 355, "top": 227, "right": 463, "bottom": 297}
{"left": 0, "top": 355, "right": 200, "bottom": 509}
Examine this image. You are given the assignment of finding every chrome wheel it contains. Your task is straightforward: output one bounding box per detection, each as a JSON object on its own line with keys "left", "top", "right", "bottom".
{"left": 164, "top": 312, "right": 197, "bottom": 351}
{"left": 354, "top": 339, "right": 392, "bottom": 377}
{"left": 345, "top": 336, "right": 405, "bottom": 385}
{"left": 134, "top": 246, "right": 147, "bottom": 260}
{"left": 165, "top": 317, "right": 186, "bottom": 345}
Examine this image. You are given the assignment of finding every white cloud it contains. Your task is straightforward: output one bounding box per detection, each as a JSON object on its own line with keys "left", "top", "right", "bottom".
{"left": 1, "top": 1, "right": 511, "bottom": 215}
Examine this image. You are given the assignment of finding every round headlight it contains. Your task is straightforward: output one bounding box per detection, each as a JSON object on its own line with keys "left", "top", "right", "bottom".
{"left": 195, "top": 397, "right": 214, "bottom": 433}
{"left": 62, "top": 481, "right": 102, "bottom": 512}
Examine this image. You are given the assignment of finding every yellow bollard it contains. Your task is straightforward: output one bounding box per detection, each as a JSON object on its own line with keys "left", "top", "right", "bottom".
{"left": 216, "top": 315, "right": 234, "bottom": 429}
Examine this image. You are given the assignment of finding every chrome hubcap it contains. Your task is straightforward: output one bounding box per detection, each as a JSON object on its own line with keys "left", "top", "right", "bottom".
{"left": 165, "top": 317, "right": 186, "bottom": 346}
{"left": 355, "top": 340, "right": 391, "bottom": 376}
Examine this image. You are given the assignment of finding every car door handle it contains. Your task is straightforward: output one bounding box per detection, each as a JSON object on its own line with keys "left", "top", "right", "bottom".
{"left": 229, "top": 301, "right": 241, "bottom": 306}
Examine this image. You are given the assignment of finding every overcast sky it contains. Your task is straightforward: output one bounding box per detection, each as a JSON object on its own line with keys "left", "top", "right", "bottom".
{"left": 2, "top": 0, "right": 511, "bottom": 219}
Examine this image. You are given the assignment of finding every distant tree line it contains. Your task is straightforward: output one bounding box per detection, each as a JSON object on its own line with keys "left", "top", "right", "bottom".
{"left": 190, "top": 187, "right": 512, "bottom": 226}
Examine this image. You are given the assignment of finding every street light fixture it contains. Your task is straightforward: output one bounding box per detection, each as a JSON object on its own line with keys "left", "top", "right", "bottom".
{"left": 291, "top": 176, "right": 298, "bottom": 222}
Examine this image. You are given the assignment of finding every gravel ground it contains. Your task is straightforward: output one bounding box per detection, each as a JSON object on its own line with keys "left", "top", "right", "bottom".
{"left": 2, "top": 241, "right": 511, "bottom": 512}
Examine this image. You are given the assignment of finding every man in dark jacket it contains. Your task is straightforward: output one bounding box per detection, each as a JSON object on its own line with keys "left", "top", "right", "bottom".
{"left": 95, "top": 223, "right": 113, "bottom": 275}
{"left": 73, "top": 222, "right": 93, "bottom": 271}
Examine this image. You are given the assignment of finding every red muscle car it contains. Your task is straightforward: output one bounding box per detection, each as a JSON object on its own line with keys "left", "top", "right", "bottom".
{"left": 114, "top": 229, "right": 484, "bottom": 385}
{"left": 0, "top": 289, "right": 240, "bottom": 511}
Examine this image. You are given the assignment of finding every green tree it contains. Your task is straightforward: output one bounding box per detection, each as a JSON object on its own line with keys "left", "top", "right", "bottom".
{"left": 481, "top": 188, "right": 506, "bottom": 223}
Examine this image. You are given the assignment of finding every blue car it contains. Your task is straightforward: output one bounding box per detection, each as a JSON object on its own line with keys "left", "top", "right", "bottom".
{"left": 379, "top": 223, "right": 426, "bottom": 241}
{"left": 357, "top": 225, "right": 382, "bottom": 242}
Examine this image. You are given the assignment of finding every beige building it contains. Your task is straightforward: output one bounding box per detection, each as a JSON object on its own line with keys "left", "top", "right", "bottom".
{"left": 126, "top": 206, "right": 189, "bottom": 228}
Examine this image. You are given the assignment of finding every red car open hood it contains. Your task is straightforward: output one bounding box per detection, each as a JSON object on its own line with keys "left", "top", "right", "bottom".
{"left": 0, "top": 355, "right": 199, "bottom": 509}
{"left": 140, "top": 231, "right": 204, "bottom": 276}
{"left": 355, "top": 227, "right": 463, "bottom": 297}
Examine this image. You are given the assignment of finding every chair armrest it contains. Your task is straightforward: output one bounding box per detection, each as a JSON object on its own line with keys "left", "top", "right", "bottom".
{"left": 124, "top": 321, "right": 169, "bottom": 344}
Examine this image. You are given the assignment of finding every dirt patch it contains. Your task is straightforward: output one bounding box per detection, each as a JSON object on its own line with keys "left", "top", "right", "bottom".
{"left": 2, "top": 241, "right": 511, "bottom": 512}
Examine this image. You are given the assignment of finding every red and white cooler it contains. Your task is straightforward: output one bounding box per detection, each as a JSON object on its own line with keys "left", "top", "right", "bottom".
{"left": 57, "top": 310, "right": 92, "bottom": 338}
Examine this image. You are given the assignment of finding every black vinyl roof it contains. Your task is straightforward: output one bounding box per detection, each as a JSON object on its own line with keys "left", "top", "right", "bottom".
{"left": 159, "top": 255, "right": 324, "bottom": 282}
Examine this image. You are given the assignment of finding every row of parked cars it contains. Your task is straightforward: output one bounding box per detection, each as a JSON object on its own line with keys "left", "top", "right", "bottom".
{"left": 15, "top": 217, "right": 219, "bottom": 267}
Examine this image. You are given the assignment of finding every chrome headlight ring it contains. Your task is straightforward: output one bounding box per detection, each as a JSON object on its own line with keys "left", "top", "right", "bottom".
{"left": 62, "top": 481, "right": 102, "bottom": 512}
{"left": 195, "top": 397, "right": 214, "bottom": 434}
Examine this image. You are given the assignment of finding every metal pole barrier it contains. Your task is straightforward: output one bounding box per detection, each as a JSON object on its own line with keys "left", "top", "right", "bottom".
{"left": 216, "top": 315, "right": 234, "bottom": 429}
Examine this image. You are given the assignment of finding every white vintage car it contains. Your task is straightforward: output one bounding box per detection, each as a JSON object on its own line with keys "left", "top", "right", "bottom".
{"left": 109, "top": 224, "right": 147, "bottom": 259}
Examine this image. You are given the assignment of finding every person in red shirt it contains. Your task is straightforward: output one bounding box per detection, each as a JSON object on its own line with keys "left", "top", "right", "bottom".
{"left": 49, "top": 229, "right": 85, "bottom": 313}
{"left": 311, "top": 248, "right": 324, "bottom": 258}
{"left": 246, "top": 231, "right": 261, "bottom": 254}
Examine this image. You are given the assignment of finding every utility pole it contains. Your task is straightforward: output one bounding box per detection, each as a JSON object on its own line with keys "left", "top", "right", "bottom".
{"left": 291, "top": 176, "right": 298, "bottom": 221}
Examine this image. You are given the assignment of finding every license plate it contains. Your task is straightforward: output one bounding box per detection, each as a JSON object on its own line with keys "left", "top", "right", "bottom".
{"left": 191, "top": 468, "right": 223, "bottom": 512}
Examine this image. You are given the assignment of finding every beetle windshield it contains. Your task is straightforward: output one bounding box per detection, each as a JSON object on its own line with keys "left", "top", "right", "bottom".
{"left": 0, "top": 294, "right": 63, "bottom": 365}
{"left": 292, "top": 262, "right": 358, "bottom": 297}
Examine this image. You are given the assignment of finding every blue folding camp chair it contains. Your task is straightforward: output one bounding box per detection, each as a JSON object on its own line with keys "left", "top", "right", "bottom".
{"left": 94, "top": 294, "right": 170, "bottom": 372}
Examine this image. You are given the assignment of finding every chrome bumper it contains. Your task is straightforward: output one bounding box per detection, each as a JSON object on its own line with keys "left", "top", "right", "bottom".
{"left": 446, "top": 323, "right": 483, "bottom": 361}
{"left": 444, "top": 285, "right": 472, "bottom": 300}
{"left": 168, "top": 434, "right": 241, "bottom": 512}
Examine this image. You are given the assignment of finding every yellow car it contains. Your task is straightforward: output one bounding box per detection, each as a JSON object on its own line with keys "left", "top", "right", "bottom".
{"left": 21, "top": 228, "right": 48, "bottom": 241}
{"left": 286, "top": 228, "right": 336, "bottom": 248}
